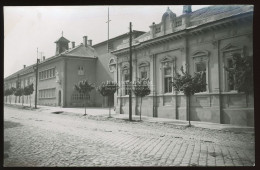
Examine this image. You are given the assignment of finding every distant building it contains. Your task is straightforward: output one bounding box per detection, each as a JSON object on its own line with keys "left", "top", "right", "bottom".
{"left": 4, "top": 31, "right": 145, "bottom": 107}
{"left": 111, "top": 5, "right": 254, "bottom": 126}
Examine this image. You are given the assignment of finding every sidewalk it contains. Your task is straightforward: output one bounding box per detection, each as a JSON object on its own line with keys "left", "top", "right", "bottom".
{"left": 4, "top": 103, "right": 254, "bottom": 133}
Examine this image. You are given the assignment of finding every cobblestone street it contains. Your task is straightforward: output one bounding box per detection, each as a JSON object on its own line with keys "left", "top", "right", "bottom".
{"left": 4, "top": 105, "right": 255, "bottom": 167}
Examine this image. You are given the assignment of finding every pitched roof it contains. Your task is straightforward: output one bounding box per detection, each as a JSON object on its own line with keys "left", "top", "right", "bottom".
{"left": 92, "top": 30, "right": 146, "bottom": 47}
{"left": 188, "top": 5, "right": 253, "bottom": 26}
{"left": 4, "top": 64, "right": 36, "bottom": 80}
{"left": 5, "top": 44, "right": 97, "bottom": 81}
{"left": 54, "top": 36, "right": 70, "bottom": 43}
{"left": 62, "top": 44, "right": 97, "bottom": 58}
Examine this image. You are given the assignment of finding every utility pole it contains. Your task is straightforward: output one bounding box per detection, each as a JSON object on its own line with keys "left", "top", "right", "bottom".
{"left": 129, "top": 22, "right": 132, "bottom": 121}
{"left": 106, "top": 6, "right": 111, "bottom": 53}
{"left": 34, "top": 48, "right": 39, "bottom": 109}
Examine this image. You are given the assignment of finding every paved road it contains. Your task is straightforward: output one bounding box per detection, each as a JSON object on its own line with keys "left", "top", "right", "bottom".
{"left": 4, "top": 106, "right": 255, "bottom": 167}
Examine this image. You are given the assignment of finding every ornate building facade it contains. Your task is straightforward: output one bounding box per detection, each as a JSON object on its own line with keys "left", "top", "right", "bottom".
{"left": 111, "top": 5, "right": 254, "bottom": 126}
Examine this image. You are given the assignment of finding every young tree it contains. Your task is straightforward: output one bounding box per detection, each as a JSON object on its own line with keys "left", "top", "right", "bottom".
{"left": 225, "top": 54, "right": 253, "bottom": 95}
{"left": 172, "top": 66, "right": 206, "bottom": 126}
{"left": 9, "top": 87, "right": 16, "bottom": 104}
{"left": 4, "top": 89, "right": 10, "bottom": 103}
{"left": 23, "top": 84, "right": 34, "bottom": 107}
{"left": 14, "top": 88, "right": 24, "bottom": 105}
{"left": 97, "top": 81, "right": 119, "bottom": 118}
{"left": 74, "top": 80, "right": 95, "bottom": 116}
{"left": 27, "top": 83, "right": 34, "bottom": 107}
{"left": 132, "top": 79, "right": 151, "bottom": 121}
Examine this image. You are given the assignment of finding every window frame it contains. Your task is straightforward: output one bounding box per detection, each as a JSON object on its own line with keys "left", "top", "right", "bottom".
{"left": 160, "top": 56, "right": 175, "bottom": 94}
{"left": 138, "top": 62, "right": 150, "bottom": 81}
{"left": 192, "top": 50, "right": 210, "bottom": 93}
{"left": 121, "top": 64, "right": 130, "bottom": 96}
{"left": 221, "top": 43, "right": 244, "bottom": 92}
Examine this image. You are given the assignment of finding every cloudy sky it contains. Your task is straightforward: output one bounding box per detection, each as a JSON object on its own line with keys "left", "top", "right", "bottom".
{"left": 4, "top": 5, "right": 210, "bottom": 78}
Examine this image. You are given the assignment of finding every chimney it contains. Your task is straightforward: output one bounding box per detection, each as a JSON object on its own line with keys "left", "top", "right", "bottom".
{"left": 149, "top": 22, "right": 156, "bottom": 38}
{"left": 23, "top": 65, "right": 26, "bottom": 68}
{"left": 83, "top": 36, "right": 88, "bottom": 47}
{"left": 72, "top": 41, "right": 75, "bottom": 48}
{"left": 88, "top": 40, "right": 92, "bottom": 46}
{"left": 43, "top": 56, "right": 45, "bottom": 61}
{"left": 183, "top": 5, "right": 192, "bottom": 14}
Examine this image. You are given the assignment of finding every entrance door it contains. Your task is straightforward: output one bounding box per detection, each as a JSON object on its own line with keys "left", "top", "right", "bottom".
{"left": 58, "top": 90, "right": 61, "bottom": 106}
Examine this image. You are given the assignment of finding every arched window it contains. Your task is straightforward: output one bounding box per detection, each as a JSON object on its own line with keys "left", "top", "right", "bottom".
{"left": 108, "top": 58, "right": 117, "bottom": 72}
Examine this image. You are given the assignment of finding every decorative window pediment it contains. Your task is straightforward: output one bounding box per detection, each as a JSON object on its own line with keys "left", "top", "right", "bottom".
{"left": 221, "top": 43, "right": 242, "bottom": 52}
{"left": 192, "top": 50, "right": 209, "bottom": 58}
{"left": 161, "top": 56, "right": 174, "bottom": 68}
{"left": 192, "top": 50, "right": 209, "bottom": 62}
{"left": 139, "top": 61, "right": 150, "bottom": 68}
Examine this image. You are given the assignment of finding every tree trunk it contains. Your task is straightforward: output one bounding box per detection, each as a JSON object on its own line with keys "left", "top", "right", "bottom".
{"left": 140, "top": 97, "right": 142, "bottom": 121}
{"left": 30, "top": 95, "right": 31, "bottom": 107}
{"left": 109, "top": 95, "right": 111, "bottom": 118}
{"left": 187, "top": 95, "right": 191, "bottom": 127}
{"left": 84, "top": 97, "right": 87, "bottom": 116}
{"left": 22, "top": 96, "right": 24, "bottom": 106}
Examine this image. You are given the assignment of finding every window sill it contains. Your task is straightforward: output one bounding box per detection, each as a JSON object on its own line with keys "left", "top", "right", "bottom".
{"left": 39, "top": 77, "right": 56, "bottom": 81}
{"left": 39, "top": 97, "right": 56, "bottom": 99}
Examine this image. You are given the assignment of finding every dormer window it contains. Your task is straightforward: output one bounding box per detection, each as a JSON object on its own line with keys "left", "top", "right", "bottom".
{"left": 155, "top": 27, "right": 161, "bottom": 33}
{"left": 176, "top": 18, "right": 182, "bottom": 27}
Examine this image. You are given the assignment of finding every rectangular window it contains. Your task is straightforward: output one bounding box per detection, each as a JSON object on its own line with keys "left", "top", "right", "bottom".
{"left": 141, "top": 71, "right": 147, "bottom": 79}
{"left": 195, "top": 62, "right": 207, "bottom": 92}
{"left": 124, "top": 73, "right": 130, "bottom": 95}
{"left": 39, "top": 68, "right": 56, "bottom": 80}
{"left": 164, "top": 67, "right": 172, "bottom": 93}
{"left": 227, "top": 58, "right": 235, "bottom": 91}
{"left": 39, "top": 88, "right": 56, "bottom": 99}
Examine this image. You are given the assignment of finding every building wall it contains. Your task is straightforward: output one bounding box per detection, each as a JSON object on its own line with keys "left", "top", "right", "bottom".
{"left": 37, "top": 58, "right": 64, "bottom": 107}
{"left": 93, "top": 34, "right": 143, "bottom": 107}
{"left": 65, "top": 57, "right": 97, "bottom": 107}
{"left": 114, "top": 15, "right": 254, "bottom": 126}
{"left": 4, "top": 72, "right": 36, "bottom": 106}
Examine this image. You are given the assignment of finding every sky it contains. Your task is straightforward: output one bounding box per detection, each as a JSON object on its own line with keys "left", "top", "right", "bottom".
{"left": 4, "top": 5, "right": 210, "bottom": 78}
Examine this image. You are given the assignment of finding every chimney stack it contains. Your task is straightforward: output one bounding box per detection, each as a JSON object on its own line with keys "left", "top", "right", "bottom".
{"left": 183, "top": 5, "right": 192, "bottom": 14}
{"left": 88, "top": 40, "right": 92, "bottom": 46}
{"left": 72, "top": 41, "right": 75, "bottom": 48}
{"left": 83, "top": 36, "right": 88, "bottom": 47}
{"left": 23, "top": 65, "right": 26, "bottom": 68}
{"left": 43, "top": 56, "right": 45, "bottom": 61}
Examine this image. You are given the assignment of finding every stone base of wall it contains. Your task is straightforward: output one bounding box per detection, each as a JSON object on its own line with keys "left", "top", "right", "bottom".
{"left": 116, "top": 93, "right": 254, "bottom": 127}
{"left": 223, "top": 108, "right": 254, "bottom": 127}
